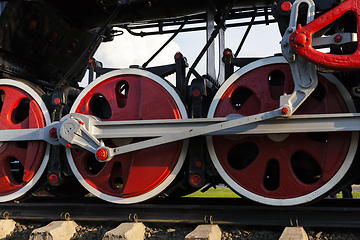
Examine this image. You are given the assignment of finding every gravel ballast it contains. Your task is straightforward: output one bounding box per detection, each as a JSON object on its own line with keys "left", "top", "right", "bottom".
{"left": 3, "top": 221, "right": 360, "bottom": 239}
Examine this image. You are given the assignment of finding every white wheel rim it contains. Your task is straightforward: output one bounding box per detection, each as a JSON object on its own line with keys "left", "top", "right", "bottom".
{"left": 67, "top": 69, "right": 188, "bottom": 204}
{"left": 206, "top": 57, "right": 358, "bottom": 206}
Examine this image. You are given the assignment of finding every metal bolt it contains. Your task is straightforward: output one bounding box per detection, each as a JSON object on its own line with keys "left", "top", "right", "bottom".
{"left": 293, "top": 32, "right": 307, "bottom": 46}
{"left": 49, "top": 128, "right": 58, "bottom": 139}
{"left": 29, "top": 20, "right": 37, "bottom": 30}
{"left": 48, "top": 174, "right": 58, "bottom": 186}
{"left": 68, "top": 40, "right": 78, "bottom": 51}
{"left": 175, "top": 52, "right": 181, "bottom": 59}
{"left": 224, "top": 49, "right": 232, "bottom": 55}
{"left": 96, "top": 148, "right": 108, "bottom": 161}
{"left": 334, "top": 34, "right": 342, "bottom": 43}
{"left": 53, "top": 97, "right": 61, "bottom": 105}
{"left": 195, "top": 161, "right": 202, "bottom": 167}
{"left": 288, "top": 55, "right": 295, "bottom": 62}
{"left": 282, "top": 107, "right": 290, "bottom": 115}
{"left": 50, "top": 31, "right": 58, "bottom": 41}
{"left": 193, "top": 89, "right": 200, "bottom": 97}
{"left": 281, "top": 1, "right": 292, "bottom": 12}
{"left": 190, "top": 174, "right": 202, "bottom": 186}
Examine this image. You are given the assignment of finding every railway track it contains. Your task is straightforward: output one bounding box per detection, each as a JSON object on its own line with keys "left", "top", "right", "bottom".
{"left": 1, "top": 197, "right": 359, "bottom": 228}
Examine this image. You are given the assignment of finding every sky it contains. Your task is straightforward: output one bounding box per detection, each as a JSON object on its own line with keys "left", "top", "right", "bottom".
{"left": 81, "top": 20, "right": 282, "bottom": 86}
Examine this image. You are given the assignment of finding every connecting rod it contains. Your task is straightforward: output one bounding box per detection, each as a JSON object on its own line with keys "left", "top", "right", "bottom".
{"left": 0, "top": 111, "right": 360, "bottom": 162}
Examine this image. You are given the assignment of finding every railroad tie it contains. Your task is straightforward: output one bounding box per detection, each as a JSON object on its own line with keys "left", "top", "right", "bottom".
{"left": 29, "top": 221, "right": 78, "bottom": 240}
{"left": 279, "top": 227, "right": 308, "bottom": 240}
{"left": 185, "top": 224, "right": 222, "bottom": 240}
{"left": 0, "top": 219, "right": 16, "bottom": 239}
{"left": 102, "top": 222, "right": 146, "bottom": 240}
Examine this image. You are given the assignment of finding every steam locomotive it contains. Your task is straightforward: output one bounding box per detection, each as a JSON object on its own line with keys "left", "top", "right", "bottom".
{"left": 0, "top": 0, "right": 358, "bottom": 206}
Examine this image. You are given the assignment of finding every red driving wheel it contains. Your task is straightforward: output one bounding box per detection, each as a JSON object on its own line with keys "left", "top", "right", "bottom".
{"left": 0, "top": 80, "right": 49, "bottom": 201}
{"left": 67, "top": 69, "right": 188, "bottom": 203}
{"left": 207, "top": 57, "right": 358, "bottom": 206}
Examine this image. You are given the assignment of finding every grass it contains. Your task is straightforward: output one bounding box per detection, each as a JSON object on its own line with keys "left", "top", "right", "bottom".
{"left": 184, "top": 187, "right": 240, "bottom": 198}
{"left": 337, "top": 191, "right": 360, "bottom": 198}
{"left": 184, "top": 187, "right": 360, "bottom": 199}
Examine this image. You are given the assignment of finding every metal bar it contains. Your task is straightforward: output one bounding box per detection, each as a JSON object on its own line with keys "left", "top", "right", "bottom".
{"left": 185, "top": 0, "right": 237, "bottom": 87}
{"left": 234, "top": 8, "right": 257, "bottom": 58}
{"left": 0, "top": 129, "right": 43, "bottom": 141}
{"left": 142, "top": 18, "right": 189, "bottom": 68}
{"left": 110, "top": 109, "right": 281, "bottom": 156}
{"left": 218, "top": 27, "right": 226, "bottom": 84}
{"left": 2, "top": 197, "right": 360, "bottom": 228}
{"left": 0, "top": 124, "right": 60, "bottom": 145}
{"left": 312, "top": 32, "right": 357, "bottom": 49}
{"left": 1, "top": 113, "right": 360, "bottom": 142}
{"left": 90, "top": 113, "right": 360, "bottom": 138}
{"left": 122, "top": 19, "right": 276, "bottom": 36}
{"left": 119, "top": 7, "right": 272, "bottom": 31}
{"left": 206, "top": 6, "right": 216, "bottom": 80}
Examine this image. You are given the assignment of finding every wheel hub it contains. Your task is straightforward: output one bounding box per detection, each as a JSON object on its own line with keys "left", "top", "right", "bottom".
{"left": 267, "top": 134, "right": 289, "bottom": 142}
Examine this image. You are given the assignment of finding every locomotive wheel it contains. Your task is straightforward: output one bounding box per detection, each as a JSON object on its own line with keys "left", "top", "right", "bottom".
{"left": 207, "top": 57, "right": 358, "bottom": 206}
{"left": 0, "top": 79, "right": 50, "bottom": 202}
{"left": 66, "top": 69, "right": 188, "bottom": 204}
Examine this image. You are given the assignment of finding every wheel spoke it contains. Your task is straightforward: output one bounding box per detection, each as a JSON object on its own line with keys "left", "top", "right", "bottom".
{"left": 0, "top": 141, "right": 45, "bottom": 184}
{"left": 6, "top": 143, "right": 27, "bottom": 166}
{"left": 240, "top": 150, "right": 273, "bottom": 188}
{"left": 298, "top": 95, "right": 325, "bottom": 114}
{"left": 0, "top": 87, "right": 24, "bottom": 111}
{"left": 94, "top": 154, "right": 133, "bottom": 195}
{"left": 0, "top": 92, "right": 18, "bottom": 128}
{"left": 296, "top": 134, "right": 326, "bottom": 166}
{"left": 123, "top": 142, "right": 181, "bottom": 197}
{"left": 277, "top": 152, "right": 309, "bottom": 197}
{"left": 0, "top": 148, "right": 15, "bottom": 187}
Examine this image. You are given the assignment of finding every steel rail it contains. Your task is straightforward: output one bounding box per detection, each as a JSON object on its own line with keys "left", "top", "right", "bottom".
{"left": 1, "top": 197, "right": 360, "bottom": 228}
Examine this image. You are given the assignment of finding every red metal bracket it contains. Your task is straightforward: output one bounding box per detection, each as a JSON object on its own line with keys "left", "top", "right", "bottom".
{"left": 289, "top": 0, "right": 360, "bottom": 71}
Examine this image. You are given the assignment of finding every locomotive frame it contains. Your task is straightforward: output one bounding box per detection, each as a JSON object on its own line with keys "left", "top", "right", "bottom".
{"left": 0, "top": 0, "right": 359, "bottom": 206}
